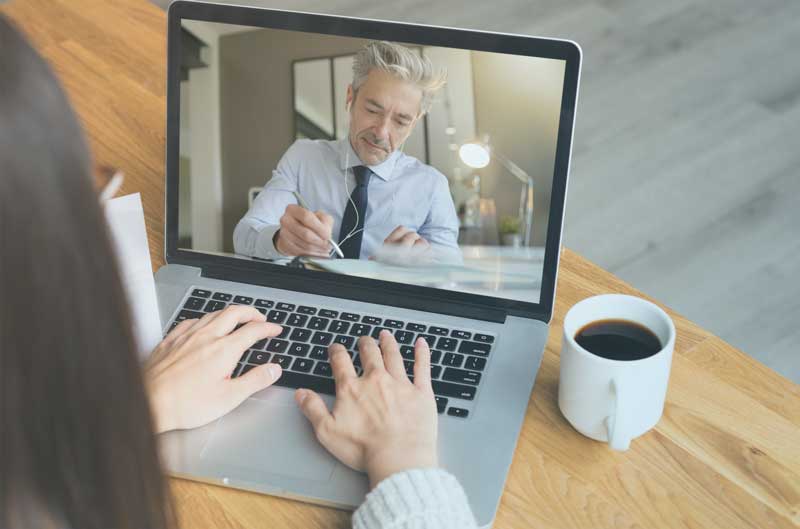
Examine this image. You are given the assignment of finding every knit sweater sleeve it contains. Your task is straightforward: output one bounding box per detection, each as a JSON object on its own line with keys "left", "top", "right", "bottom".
{"left": 352, "top": 468, "right": 478, "bottom": 529}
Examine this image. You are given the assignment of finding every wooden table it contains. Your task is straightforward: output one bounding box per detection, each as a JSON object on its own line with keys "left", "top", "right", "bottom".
{"left": 4, "top": 1, "right": 798, "bottom": 527}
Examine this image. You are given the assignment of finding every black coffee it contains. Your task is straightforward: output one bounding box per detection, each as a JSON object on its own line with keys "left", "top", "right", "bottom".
{"left": 575, "top": 319, "right": 662, "bottom": 361}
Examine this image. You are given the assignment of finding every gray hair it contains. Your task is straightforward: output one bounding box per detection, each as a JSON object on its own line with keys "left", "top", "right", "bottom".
{"left": 352, "top": 41, "right": 447, "bottom": 116}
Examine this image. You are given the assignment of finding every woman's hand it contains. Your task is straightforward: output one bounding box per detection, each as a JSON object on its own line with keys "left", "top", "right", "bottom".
{"left": 295, "top": 331, "right": 438, "bottom": 489}
{"left": 145, "top": 305, "right": 283, "bottom": 433}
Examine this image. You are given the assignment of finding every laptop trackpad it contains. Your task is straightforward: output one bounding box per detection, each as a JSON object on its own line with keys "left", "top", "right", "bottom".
{"left": 201, "top": 396, "right": 336, "bottom": 482}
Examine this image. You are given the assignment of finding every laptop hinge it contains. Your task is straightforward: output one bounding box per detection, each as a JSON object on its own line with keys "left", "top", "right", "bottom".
{"left": 201, "top": 264, "right": 507, "bottom": 324}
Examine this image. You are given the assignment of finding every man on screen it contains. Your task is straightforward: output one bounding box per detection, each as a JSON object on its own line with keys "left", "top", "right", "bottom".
{"left": 233, "top": 40, "right": 461, "bottom": 263}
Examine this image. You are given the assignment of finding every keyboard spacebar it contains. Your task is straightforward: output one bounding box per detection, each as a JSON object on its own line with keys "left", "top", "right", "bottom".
{"left": 274, "top": 371, "right": 336, "bottom": 396}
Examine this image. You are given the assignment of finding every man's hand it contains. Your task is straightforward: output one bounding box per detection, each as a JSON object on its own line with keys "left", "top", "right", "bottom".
{"left": 383, "top": 225, "right": 430, "bottom": 249}
{"left": 275, "top": 204, "right": 334, "bottom": 257}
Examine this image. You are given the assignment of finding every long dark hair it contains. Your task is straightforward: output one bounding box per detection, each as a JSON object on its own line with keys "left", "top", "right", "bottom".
{"left": 0, "top": 15, "right": 173, "bottom": 529}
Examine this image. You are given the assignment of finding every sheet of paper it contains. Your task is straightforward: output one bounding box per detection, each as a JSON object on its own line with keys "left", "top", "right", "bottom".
{"left": 104, "top": 193, "right": 162, "bottom": 359}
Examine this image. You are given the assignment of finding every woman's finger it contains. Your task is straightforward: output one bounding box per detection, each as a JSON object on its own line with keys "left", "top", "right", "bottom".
{"left": 412, "top": 337, "right": 433, "bottom": 391}
{"left": 378, "top": 330, "right": 406, "bottom": 380}
{"left": 357, "top": 336, "right": 384, "bottom": 375}
{"left": 204, "top": 304, "right": 266, "bottom": 338}
{"left": 328, "top": 344, "right": 358, "bottom": 382}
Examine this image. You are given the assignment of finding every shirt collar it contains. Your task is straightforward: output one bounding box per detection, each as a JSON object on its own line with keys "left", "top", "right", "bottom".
{"left": 338, "top": 137, "right": 401, "bottom": 181}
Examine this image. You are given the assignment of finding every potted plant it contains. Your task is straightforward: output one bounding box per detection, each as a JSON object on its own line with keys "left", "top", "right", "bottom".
{"left": 499, "top": 215, "right": 522, "bottom": 247}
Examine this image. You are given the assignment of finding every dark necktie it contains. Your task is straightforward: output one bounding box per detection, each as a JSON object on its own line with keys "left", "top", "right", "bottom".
{"left": 338, "top": 165, "right": 372, "bottom": 259}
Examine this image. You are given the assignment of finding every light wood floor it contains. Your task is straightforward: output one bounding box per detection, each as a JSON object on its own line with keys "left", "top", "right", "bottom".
{"left": 151, "top": 0, "right": 800, "bottom": 383}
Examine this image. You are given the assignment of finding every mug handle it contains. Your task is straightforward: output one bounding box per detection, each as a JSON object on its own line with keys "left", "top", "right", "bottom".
{"left": 605, "top": 376, "right": 632, "bottom": 451}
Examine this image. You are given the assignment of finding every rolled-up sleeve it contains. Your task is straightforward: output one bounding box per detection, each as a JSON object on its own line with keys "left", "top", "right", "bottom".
{"left": 232, "top": 142, "right": 302, "bottom": 259}
{"left": 418, "top": 170, "right": 462, "bottom": 264}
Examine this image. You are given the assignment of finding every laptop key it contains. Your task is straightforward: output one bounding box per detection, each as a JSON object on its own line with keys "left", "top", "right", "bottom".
{"left": 249, "top": 351, "right": 271, "bottom": 365}
{"left": 473, "top": 333, "right": 495, "bottom": 344}
{"left": 416, "top": 334, "right": 437, "bottom": 347}
{"left": 431, "top": 350, "right": 442, "bottom": 364}
{"left": 203, "top": 300, "right": 226, "bottom": 312}
{"left": 255, "top": 307, "right": 267, "bottom": 315}
{"left": 465, "top": 356, "right": 487, "bottom": 371}
{"left": 383, "top": 319, "right": 404, "bottom": 329}
{"left": 443, "top": 367, "right": 481, "bottom": 386}
{"left": 183, "top": 297, "right": 206, "bottom": 311}
{"left": 404, "top": 360, "right": 414, "bottom": 375}
{"left": 276, "top": 302, "right": 295, "bottom": 311}
{"left": 447, "top": 407, "right": 469, "bottom": 418}
{"left": 311, "top": 331, "right": 333, "bottom": 346}
{"left": 266, "top": 339, "right": 289, "bottom": 354}
{"left": 290, "top": 328, "right": 312, "bottom": 342}
{"left": 428, "top": 326, "right": 449, "bottom": 336}
{"left": 371, "top": 327, "right": 391, "bottom": 339}
{"left": 270, "top": 355, "right": 293, "bottom": 369}
{"left": 328, "top": 320, "right": 350, "bottom": 334}
{"left": 287, "top": 313, "right": 308, "bottom": 327}
{"left": 255, "top": 299, "right": 274, "bottom": 309}
{"left": 308, "top": 317, "right": 329, "bottom": 330}
{"left": 431, "top": 365, "right": 443, "bottom": 379}
{"left": 341, "top": 312, "right": 360, "bottom": 322}
{"left": 458, "top": 341, "right": 491, "bottom": 357}
{"left": 239, "top": 364, "right": 256, "bottom": 377}
{"left": 450, "top": 330, "right": 471, "bottom": 340}
{"left": 233, "top": 295, "right": 253, "bottom": 305}
{"left": 253, "top": 338, "right": 268, "bottom": 350}
{"left": 313, "top": 361, "right": 332, "bottom": 377}
{"left": 292, "top": 358, "right": 314, "bottom": 372}
{"left": 191, "top": 288, "right": 212, "bottom": 298}
{"left": 442, "top": 353, "right": 464, "bottom": 368}
{"left": 168, "top": 321, "right": 180, "bottom": 333}
{"left": 362, "top": 316, "right": 381, "bottom": 325}
{"left": 273, "top": 371, "right": 335, "bottom": 396}
{"left": 394, "top": 331, "right": 414, "bottom": 344}
{"left": 297, "top": 306, "right": 317, "bottom": 315}
{"left": 400, "top": 346, "right": 415, "bottom": 360}
{"left": 353, "top": 355, "right": 362, "bottom": 368}
{"left": 319, "top": 309, "right": 338, "bottom": 318}
{"left": 435, "top": 396, "right": 448, "bottom": 414}
{"left": 212, "top": 292, "right": 232, "bottom": 302}
{"left": 231, "top": 362, "right": 244, "bottom": 378}
{"left": 176, "top": 309, "right": 203, "bottom": 321}
{"left": 277, "top": 326, "right": 290, "bottom": 339}
{"left": 310, "top": 346, "right": 328, "bottom": 360}
{"left": 288, "top": 343, "right": 310, "bottom": 357}
{"left": 238, "top": 351, "right": 250, "bottom": 363}
{"left": 333, "top": 335, "right": 355, "bottom": 349}
{"left": 432, "top": 380, "right": 476, "bottom": 400}
{"left": 350, "top": 323, "right": 372, "bottom": 337}
{"left": 406, "top": 322, "right": 426, "bottom": 332}
{"left": 436, "top": 337, "right": 458, "bottom": 351}
{"left": 267, "top": 310, "right": 288, "bottom": 324}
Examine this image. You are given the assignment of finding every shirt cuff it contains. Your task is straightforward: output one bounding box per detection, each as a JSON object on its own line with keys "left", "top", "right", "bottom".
{"left": 352, "top": 468, "right": 477, "bottom": 529}
{"left": 254, "top": 224, "right": 285, "bottom": 260}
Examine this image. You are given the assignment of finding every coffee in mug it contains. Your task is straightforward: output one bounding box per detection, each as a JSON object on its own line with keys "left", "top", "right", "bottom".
{"left": 558, "top": 294, "right": 676, "bottom": 451}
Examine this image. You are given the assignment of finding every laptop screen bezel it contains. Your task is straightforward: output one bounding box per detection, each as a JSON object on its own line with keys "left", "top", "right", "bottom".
{"left": 165, "top": 0, "right": 581, "bottom": 323}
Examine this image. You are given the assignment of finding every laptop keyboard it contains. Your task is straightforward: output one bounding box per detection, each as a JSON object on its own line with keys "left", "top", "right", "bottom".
{"left": 166, "top": 288, "right": 497, "bottom": 419}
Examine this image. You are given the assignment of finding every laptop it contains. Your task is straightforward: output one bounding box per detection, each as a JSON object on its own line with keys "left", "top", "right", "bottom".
{"left": 157, "top": 1, "right": 581, "bottom": 526}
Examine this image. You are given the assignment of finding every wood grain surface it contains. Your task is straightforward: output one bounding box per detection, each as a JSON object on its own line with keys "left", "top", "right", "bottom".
{"left": 3, "top": 1, "right": 798, "bottom": 527}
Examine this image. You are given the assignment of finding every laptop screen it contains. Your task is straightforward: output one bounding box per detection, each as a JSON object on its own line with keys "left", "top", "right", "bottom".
{"left": 174, "top": 16, "right": 574, "bottom": 307}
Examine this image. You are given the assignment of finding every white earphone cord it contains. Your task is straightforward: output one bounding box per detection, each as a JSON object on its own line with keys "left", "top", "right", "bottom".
{"left": 330, "top": 134, "right": 364, "bottom": 257}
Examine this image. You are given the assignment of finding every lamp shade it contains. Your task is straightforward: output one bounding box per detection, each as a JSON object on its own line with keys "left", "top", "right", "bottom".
{"left": 459, "top": 142, "right": 491, "bottom": 168}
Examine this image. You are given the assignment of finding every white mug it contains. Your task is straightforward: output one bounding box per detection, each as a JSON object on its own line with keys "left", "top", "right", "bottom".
{"left": 558, "top": 294, "right": 676, "bottom": 451}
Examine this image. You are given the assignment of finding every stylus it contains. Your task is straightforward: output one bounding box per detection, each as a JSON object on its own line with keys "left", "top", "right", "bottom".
{"left": 291, "top": 190, "right": 346, "bottom": 259}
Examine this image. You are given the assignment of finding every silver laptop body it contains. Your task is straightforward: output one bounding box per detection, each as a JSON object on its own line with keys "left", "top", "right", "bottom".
{"left": 157, "top": 2, "right": 581, "bottom": 526}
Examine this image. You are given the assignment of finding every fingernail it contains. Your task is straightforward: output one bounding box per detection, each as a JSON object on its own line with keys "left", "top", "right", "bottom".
{"left": 296, "top": 389, "right": 308, "bottom": 404}
{"left": 417, "top": 337, "right": 428, "bottom": 346}
{"left": 267, "top": 363, "right": 282, "bottom": 380}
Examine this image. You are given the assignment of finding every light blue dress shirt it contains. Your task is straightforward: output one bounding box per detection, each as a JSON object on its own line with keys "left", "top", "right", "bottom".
{"left": 233, "top": 138, "right": 461, "bottom": 262}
